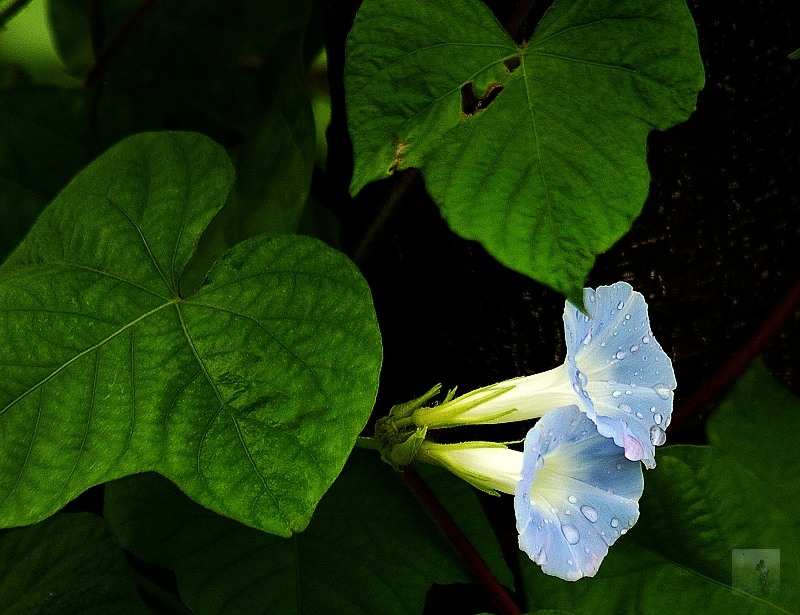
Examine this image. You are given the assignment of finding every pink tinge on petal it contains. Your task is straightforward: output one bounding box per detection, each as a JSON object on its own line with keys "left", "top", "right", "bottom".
{"left": 622, "top": 432, "right": 644, "bottom": 462}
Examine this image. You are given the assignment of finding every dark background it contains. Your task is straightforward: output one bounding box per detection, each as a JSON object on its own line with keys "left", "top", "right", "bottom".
{"left": 325, "top": 0, "right": 800, "bottom": 438}
{"left": 322, "top": 1, "right": 800, "bottom": 610}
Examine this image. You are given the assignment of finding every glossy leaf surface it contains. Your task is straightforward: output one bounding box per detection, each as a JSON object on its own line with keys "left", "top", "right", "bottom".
{"left": 346, "top": 0, "right": 703, "bottom": 300}
{"left": 0, "top": 132, "right": 382, "bottom": 536}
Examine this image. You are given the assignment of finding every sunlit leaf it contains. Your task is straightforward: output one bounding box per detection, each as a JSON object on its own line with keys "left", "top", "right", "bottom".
{"left": 0, "top": 131, "right": 382, "bottom": 536}
{"left": 0, "top": 513, "right": 148, "bottom": 614}
{"left": 105, "top": 452, "right": 471, "bottom": 615}
{"left": 346, "top": 0, "right": 704, "bottom": 300}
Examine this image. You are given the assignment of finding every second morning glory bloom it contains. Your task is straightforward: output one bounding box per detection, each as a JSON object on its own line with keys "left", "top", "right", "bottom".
{"left": 411, "top": 282, "right": 675, "bottom": 468}
{"left": 515, "top": 406, "right": 644, "bottom": 581}
{"left": 415, "top": 405, "right": 643, "bottom": 581}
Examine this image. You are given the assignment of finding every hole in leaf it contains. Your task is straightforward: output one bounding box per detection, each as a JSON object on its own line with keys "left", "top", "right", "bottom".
{"left": 504, "top": 56, "right": 521, "bottom": 73}
{"left": 460, "top": 82, "right": 504, "bottom": 116}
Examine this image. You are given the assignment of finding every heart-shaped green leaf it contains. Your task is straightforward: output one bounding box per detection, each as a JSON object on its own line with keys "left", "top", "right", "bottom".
{"left": 346, "top": 0, "right": 704, "bottom": 301}
{"left": 0, "top": 131, "right": 382, "bottom": 536}
{"left": 0, "top": 513, "right": 148, "bottom": 614}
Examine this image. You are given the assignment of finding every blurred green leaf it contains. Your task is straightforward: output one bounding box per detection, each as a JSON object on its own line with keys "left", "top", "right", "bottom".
{"left": 105, "top": 452, "right": 471, "bottom": 615}
{"left": 0, "top": 131, "right": 382, "bottom": 536}
{"left": 521, "top": 360, "right": 798, "bottom": 613}
{"left": 0, "top": 87, "right": 94, "bottom": 260}
{"left": 47, "top": 0, "right": 319, "bottom": 247}
{"left": 418, "top": 463, "right": 515, "bottom": 589}
{"left": 346, "top": 0, "right": 704, "bottom": 301}
{"left": 789, "top": 48, "right": 800, "bottom": 59}
{"left": 0, "top": 513, "right": 149, "bottom": 614}
{"left": 0, "top": 87, "right": 91, "bottom": 195}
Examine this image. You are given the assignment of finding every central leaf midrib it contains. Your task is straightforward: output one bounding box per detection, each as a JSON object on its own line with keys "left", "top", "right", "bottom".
{"left": 173, "top": 302, "right": 291, "bottom": 529}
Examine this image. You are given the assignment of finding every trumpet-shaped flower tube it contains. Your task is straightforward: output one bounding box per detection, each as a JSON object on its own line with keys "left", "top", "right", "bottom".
{"left": 514, "top": 406, "right": 644, "bottom": 581}
{"left": 411, "top": 282, "right": 675, "bottom": 468}
{"left": 416, "top": 406, "right": 643, "bottom": 581}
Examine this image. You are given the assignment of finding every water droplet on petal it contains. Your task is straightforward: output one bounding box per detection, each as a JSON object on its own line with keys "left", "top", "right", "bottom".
{"left": 616, "top": 463, "right": 622, "bottom": 470}
{"left": 624, "top": 314, "right": 631, "bottom": 320}
{"left": 654, "top": 413, "right": 663, "bottom": 425}
{"left": 650, "top": 425, "right": 667, "bottom": 446}
{"left": 654, "top": 384, "right": 671, "bottom": 399}
{"left": 612, "top": 390, "right": 622, "bottom": 398}
{"left": 630, "top": 344, "right": 639, "bottom": 352}
{"left": 619, "top": 403, "right": 632, "bottom": 413}
{"left": 568, "top": 495, "right": 577, "bottom": 504}
{"left": 615, "top": 350, "right": 626, "bottom": 360}
{"left": 642, "top": 335, "right": 651, "bottom": 344}
{"left": 610, "top": 518, "right": 620, "bottom": 528}
{"left": 617, "top": 300, "right": 625, "bottom": 310}
{"left": 562, "top": 525, "right": 580, "bottom": 544}
{"left": 589, "top": 293, "right": 596, "bottom": 303}
{"left": 635, "top": 411, "right": 643, "bottom": 419}
{"left": 536, "top": 456, "right": 544, "bottom": 469}
{"left": 580, "top": 505, "right": 599, "bottom": 523}
{"left": 582, "top": 332, "right": 592, "bottom": 345}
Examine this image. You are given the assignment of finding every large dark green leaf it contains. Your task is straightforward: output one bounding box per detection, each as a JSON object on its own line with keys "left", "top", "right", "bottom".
{"left": 0, "top": 513, "right": 149, "bottom": 614}
{"left": 105, "top": 452, "right": 471, "bottom": 615}
{"left": 346, "top": 0, "right": 704, "bottom": 301}
{"left": 47, "top": 0, "right": 318, "bottom": 242}
{"left": 521, "top": 361, "right": 797, "bottom": 613}
{"left": 0, "top": 131, "right": 382, "bottom": 536}
{"left": 0, "top": 87, "right": 93, "bottom": 259}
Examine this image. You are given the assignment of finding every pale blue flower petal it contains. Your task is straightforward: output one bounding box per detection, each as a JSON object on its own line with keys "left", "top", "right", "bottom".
{"left": 515, "top": 406, "right": 644, "bottom": 581}
{"left": 563, "top": 282, "right": 676, "bottom": 468}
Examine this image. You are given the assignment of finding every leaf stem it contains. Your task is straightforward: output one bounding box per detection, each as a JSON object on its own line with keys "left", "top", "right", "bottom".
{"left": 84, "top": 0, "right": 161, "bottom": 87}
{"left": 352, "top": 169, "right": 418, "bottom": 267}
{"left": 355, "top": 436, "right": 382, "bottom": 451}
{"left": 401, "top": 465, "right": 522, "bottom": 615}
{"left": 0, "top": 0, "right": 32, "bottom": 29}
{"left": 672, "top": 274, "right": 800, "bottom": 428}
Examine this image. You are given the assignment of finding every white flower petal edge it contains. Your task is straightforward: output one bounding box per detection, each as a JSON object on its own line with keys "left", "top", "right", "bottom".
{"left": 515, "top": 406, "right": 644, "bottom": 581}
{"left": 564, "top": 281, "right": 676, "bottom": 469}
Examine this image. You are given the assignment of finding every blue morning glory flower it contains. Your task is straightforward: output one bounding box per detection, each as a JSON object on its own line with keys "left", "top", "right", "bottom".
{"left": 563, "top": 282, "right": 676, "bottom": 469}
{"left": 515, "top": 405, "right": 644, "bottom": 581}
{"left": 411, "top": 282, "right": 675, "bottom": 468}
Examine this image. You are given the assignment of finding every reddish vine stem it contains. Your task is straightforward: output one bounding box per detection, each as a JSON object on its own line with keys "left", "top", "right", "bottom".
{"left": 504, "top": 0, "right": 539, "bottom": 40}
{"left": 84, "top": 0, "right": 161, "bottom": 87}
{"left": 401, "top": 466, "right": 523, "bottom": 615}
{"left": 671, "top": 274, "right": 800, "bottom": 428}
